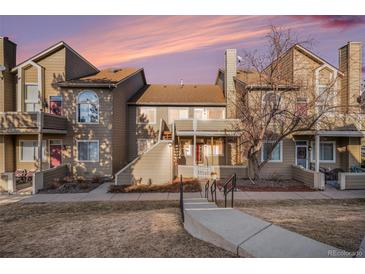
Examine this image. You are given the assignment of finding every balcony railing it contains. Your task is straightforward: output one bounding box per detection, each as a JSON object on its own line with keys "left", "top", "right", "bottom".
{"left": 174, "top": 119, "right": 239, "bottom": 135}
{"left": 0, "top": 112, "right": 68, "bottom": 134}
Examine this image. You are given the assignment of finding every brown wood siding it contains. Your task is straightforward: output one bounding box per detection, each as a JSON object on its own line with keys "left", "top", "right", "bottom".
{"left": 24, "top": 66, "right": 38, "bottom": 83}
{"left": 60, "top": 88, "right": 113, "bottom": 177}
{"left": 65, "top": 48, "right": 99, "bottom": 80}
{"left": 112, "top": 72, "right": 145, "bottom": 173}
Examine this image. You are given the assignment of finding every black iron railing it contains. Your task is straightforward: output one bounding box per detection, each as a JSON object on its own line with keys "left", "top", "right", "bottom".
{"left": 210, "top": 179, "right": 217, "bottom": 203}
{"left": 204, "top": 180, "right": 210, "bottom": 199}
{"left": 179, "top": 175, "right": 184, "bottom": 222}
{"left": 223, "top": 173, "right": 237, "bottom": 208}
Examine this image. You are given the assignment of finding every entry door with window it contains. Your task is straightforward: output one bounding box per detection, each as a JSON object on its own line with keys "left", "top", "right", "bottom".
{"left": 24, "top": 84, "right": 41, "bottom": 111}
{"left": 196, "top": 144, "right": 204, "bottom": 164}
{"left": 296, "top": 141, "right": 308, "bottom": 169}
{"left": 50, "top": 140, "right": 62, "bottom": 168}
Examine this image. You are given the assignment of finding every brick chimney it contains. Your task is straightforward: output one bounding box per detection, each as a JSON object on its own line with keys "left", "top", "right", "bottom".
{"left": 0, "top": 36, "right": 17, "bottom": 112}
{"left": 225, "top": 49, "right": 237, "bottom": 118}
{"left": 338, "top": 42, "right": 362, "bottom": 113}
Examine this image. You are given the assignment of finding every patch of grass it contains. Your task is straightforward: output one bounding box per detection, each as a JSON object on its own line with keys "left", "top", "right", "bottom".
{"left": 236, "top": 199, "right": 365, "bottom": 252}
{"left": 109, "top": 179, "right": 202, "bottom": 193}
{"left": 0, "top": 201, "right": 235, "bottom": 258}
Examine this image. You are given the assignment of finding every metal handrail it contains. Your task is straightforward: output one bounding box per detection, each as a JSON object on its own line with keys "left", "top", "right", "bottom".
{"left": 210, "top": 179, "right": 217, "bottom": 203}
{"left": 223, "top": 173, "right": 237, "bottom": 208}
{"left": 179, "top": 175, "right": 184, "bottom": 223}
{"left": 204, "top": 180, "right": 210, "bottom": 199}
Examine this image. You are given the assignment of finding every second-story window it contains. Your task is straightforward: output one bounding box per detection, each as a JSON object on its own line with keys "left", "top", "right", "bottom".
{"left": 77, "top": 91, "right": 99, "bottom": 123}
{"left": 24, "top": 84, "right": 41, "bottom": 112}
{"left": 137, "top": 107, "right": 156, "bottom": 124}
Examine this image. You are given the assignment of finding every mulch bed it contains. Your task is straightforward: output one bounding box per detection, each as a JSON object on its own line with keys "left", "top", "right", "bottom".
{"left": 39, "top": 176, "right": 107, "bottom": 194}
{"left": 217, "top": 179, "right": 315, "bottom": 192}
{"left": 109, "top": 179, "right": 202, "bottom": 193}
{"left": 40, "top": 182, "right": 102, "bottom": 194}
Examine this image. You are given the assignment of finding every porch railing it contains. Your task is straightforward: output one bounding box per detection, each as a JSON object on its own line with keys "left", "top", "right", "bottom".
{"left": 223, "top": 173, "right": 236, "bottom": 208}
{"left": 210, "top": 179, "right": 217, "bottom": 204}
{"left": 204, "top": 180, "right": 210, "bottom": 199}
{"left": 179, "top": 175, "right": 184, "bottom": 223}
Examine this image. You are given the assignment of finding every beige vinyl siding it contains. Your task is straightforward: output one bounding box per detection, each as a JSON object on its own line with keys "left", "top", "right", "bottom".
{"left": 260, "top": 138, "right": 295, "bottom": 180}
{"left": 0, "top": 38, "right": 16, "bottom": 112}
{"left": 0, "top": 135, "right": 15, "bottom": 173}
{"left": 24, "top": 66, "right": 38, "bottom": 83}
{"left": 112, "top": 71, "right": 145, "bottom": 173}
{"left": 37, "top": 47, "right": 66, "bottom": 99}
{"left": 116, "top": 142, "right": 172, "bottom": 185}
{"left": 65, "top": 48, "right": 99, "bottom": 80}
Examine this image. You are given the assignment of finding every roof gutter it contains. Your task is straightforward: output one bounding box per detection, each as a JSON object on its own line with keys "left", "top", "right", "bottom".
{"left": 57, "top": 82, "right": 117, "bottom": 89}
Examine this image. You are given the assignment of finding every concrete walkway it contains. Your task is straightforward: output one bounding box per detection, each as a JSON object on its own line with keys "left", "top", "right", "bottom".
{"left": 183, "top": 198, "right": 346, "bottom": 258}
{"left": 0, "top": 182, "right": 362, "bottom": 205}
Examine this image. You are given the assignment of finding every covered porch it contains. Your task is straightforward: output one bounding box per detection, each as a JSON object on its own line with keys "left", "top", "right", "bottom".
{"left": 0, "top": 133, "right": 67, "bottom": 194}
{"left": 292, "top": 130, "right": 365, "bottom": 190}
{"left": 173, "top": 118, "right": 245, "bottom": 179}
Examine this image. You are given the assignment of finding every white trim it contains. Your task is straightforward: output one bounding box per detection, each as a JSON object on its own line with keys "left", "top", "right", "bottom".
{"left": 295, "top": 140, "right": 309, "bottom": 169}
{"left": 76, "top": 140, "right": 99, "bottom": 162}
{"left": 136, "top": 106, "right": 157, "bottom": 125}
{"left": 49, "top": 139, "right": 63, "bottom": 167}
{"left": 261, "top": 141, "right": 283, "bottom": 163}
{"left": 76, "top": 90, "right": 99, "bottom": 124}
{"left": 310, "top": 140, "right": 336, "bottom": 163}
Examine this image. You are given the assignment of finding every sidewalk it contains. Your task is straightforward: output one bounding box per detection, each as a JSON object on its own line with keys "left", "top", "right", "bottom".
{"left": 183, "top": 198, "right": 345, "bottom": 258}
{"left": 0, "top": 182, "right": 361, "bottom": 204}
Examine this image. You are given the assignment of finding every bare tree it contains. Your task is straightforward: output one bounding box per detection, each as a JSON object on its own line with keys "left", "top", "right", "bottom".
{"left": 233, "top": 25, "right": 345, "bottom": 180}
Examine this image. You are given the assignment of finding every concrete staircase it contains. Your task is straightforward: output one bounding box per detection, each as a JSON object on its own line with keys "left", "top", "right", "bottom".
{"left": 115, "top": 141, "right": 173, "bottom": 185}
{"left": 183, "top": 198, "right": 345, "bottom": 258}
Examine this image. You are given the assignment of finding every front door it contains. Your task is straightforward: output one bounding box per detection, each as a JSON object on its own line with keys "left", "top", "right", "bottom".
{"left": 296, "top": 142, "right": 308, "bottom": 169}
{"left": 50, "top": 140, "right": 62, "bottom": 168}
{"left": 196, "top": 144, "right": 204, "bottom": 164}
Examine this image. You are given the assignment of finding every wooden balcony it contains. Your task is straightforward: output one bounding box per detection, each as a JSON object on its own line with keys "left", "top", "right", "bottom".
{"left": 0, "top": 112, "right": 68, "bottom": 134}
{"left": 174, "top": 119, "right": 239, "bottom": 136}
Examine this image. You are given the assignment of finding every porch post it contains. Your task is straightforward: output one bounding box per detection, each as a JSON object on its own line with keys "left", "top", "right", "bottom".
{"left": 37, "top": 112, "right": 43, "bottom": 171}
{"left": 210, "top": 136, "right": 214, "bottom": 165}
{"left": 315, "top": 134, "right": 320, "bottom": 172}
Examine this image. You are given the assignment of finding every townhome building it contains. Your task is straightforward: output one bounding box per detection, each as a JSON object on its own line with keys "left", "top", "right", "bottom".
{"left": 0, "top": 36, "right": 364, "bottom": 194}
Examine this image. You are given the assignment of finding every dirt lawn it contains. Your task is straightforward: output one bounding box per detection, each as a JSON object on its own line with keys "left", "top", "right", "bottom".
{"left": 236, "top": 199, "right": 365, "bottom": 252}
{"left": 0, "top": 201, "right": 235, "bottom": 258}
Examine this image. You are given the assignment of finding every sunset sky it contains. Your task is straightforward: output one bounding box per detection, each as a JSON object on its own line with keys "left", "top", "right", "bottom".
{"left": 1, "top": 15, "right": 364, "bottom": 84}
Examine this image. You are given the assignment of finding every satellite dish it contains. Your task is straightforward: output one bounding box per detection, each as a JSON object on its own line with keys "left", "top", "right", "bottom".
{"left": 237, "top": 56, "right": 243, "bottom": 63}
{"left": 0, "top": 65, "right": 6, "bottom": 72}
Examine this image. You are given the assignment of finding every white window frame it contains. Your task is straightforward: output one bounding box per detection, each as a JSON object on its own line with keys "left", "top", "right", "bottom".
{"left": 295, "top": 140, "right": 309, "bottom": 168}
{"left": 24, "top": 82, "right": 41, "bottom": 112}
{"left": 137, "top": 138, "right": 155, "bottom": 155}
{"left": 76, "top": 140, "right": 99, "bottom": 162}
{"left": 137, "top": 107, "right": 157, "bottom": 125}
{"left": 168, "top": 107, "right": 189, "bottom": 124}
{"left": 19, "top": 139, "right": 46, "bottom": 162}
{"left": 76, "top": 91, "right": 99, "bottom": 124}
{"left": 310, "top": 141, "right": 336, "bottom": 163}
{"left": 261, "top": 141, "right": 283, "bottom": 163}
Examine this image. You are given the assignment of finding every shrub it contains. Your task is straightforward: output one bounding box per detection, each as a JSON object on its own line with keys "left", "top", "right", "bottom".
{"left": 91, "top": 175, "right": 103, "bottom": 184}
{"left": 109, "top": 179, "right": 202, "bottom": 193}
